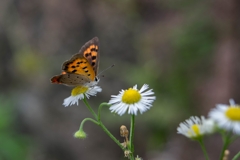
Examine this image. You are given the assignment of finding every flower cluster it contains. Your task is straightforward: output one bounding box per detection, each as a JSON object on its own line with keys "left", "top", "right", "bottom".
{"left": 52, "top": 74, "right": 240, "bottom": 160}
{"left": 176, "top": 99, "right": 240, "bottom": 160}
{"left": 177, "top": 116, "right": 215, "bottom": 139}
{"left": 177, "top": 99, "right": 240, "bottom": 139}
{"left": 63, "top": 84, "right": 156, "bottom": 116}
{"left": 60, "top": 83, "right": 156, "bottom": 159}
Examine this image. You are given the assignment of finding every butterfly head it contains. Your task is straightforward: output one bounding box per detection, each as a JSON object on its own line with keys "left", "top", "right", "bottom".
{"left": 83, "top": 76, "right": 99, "bottom": 88}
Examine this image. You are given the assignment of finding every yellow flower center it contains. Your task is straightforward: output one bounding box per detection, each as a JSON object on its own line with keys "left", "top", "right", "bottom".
{"left": 225, "top": 106, "right": 240, "bottom": 121}
{"left": 71, "top": 86, "right": 88, "bottom": 96}
{"left": 122, "top": 88, "right": 141, "bottom": 104}
{"left": 188, "top": 124, "right": 200, "bottom": 137}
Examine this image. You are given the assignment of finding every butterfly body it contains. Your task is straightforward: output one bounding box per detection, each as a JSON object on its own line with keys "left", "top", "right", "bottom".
{"left": 51, "top": 37, "right": 100, "bottom": 87}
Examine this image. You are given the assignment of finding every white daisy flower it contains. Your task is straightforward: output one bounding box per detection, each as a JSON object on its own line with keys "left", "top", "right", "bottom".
{"left": 108, "top": 84, "right": 156, "bottom": 116}
{"left": 63, "top": 86, "right": 102, "bottom": 107}
{"left": 177, "top": 116, "right": 215, "bottom": 139}
{"left": 209, "top": 99, "right": 240, "bottom": 134}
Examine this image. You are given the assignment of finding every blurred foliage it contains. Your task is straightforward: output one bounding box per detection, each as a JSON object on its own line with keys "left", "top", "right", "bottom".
{"left": 14, "top": 47, "right": 44, "bottom": 76}
{"left": 168, "top": 17, "right": 216, "bottom": 111}
{"left": 0, "top": 96, "right": 29, "bottom": 160}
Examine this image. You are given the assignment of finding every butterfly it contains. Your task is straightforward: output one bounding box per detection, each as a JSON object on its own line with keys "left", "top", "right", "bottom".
{"left": 51, "top": 37, "right": 100, "bottom": 87}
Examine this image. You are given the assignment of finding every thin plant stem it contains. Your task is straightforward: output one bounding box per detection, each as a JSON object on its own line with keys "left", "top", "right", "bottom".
{"left": 232, "top": 151, "right": 240, "bottom": 160}
{"left": 98, "top": 102, "right": 111, "bottom": 121}
{"left": 129, "top": 115, "right": 135, "bottom": 159}
{"left": 82, "top": 96, "right": 98, "bottom": 120}
{"left": 82, "top": 99, "right": 125, "bottom": 151}
{"left": 98, "top": 121, "right": 125, "bottom": 151}
{"left": 198, "top": 139, "right": 210, "bottom": 160}
{"left": 79, "top": 118, "right": 99, "bottom": 131}
{"left": 219, "top": 132, "right": 232, "bottom": 160}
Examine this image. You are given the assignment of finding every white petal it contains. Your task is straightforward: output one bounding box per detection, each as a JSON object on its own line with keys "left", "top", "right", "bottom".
{"left": 62, "top": 85, "right": 101, "bottom": 107}
{"left": 229, "top": 99, "right": 235, "bottom": 106}
{"left": 139, "top": 84, "right": 149, "bottom": 93}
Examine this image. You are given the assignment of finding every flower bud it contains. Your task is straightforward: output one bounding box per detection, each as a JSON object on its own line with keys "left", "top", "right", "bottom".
{"left": 74, "top": 130, "right": 87, "bottom": 139}
{"left": 120, "top": 125, "right": 129, "bottom": 137}
{"left": 135, "top": 155, "right": 142, "bottom": 160}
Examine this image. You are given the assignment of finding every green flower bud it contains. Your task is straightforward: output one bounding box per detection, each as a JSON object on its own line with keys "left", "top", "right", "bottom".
{"left": 74, "top": 130, "right": 87, "bottom": 139}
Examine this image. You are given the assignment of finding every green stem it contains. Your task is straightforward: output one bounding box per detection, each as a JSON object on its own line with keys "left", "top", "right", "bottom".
{"left": 98, "top": 122, "right": 125, "bottom": 151}
{"left": 98, "top": 102, "right": 111, "bottom": 121}
{"left": 219, "top": 132, "right": 232, "bottom": 160}
{"left": 129, "top": 115, "right": 135, "bottom": 159}
{"left": 80, "top": 121, "right": 125, "bottom": 152}
{"left": 232, "top": 151, "right": 240, "bottom": 160}
{"left": 198, "top": 138, "right": 210, "bottom": 160}
{"left": 79, "top": 118, "right": 99, "bottom": 131}
{"left": 82, "top": 96, "right": 98, "bottom": 120}
{"left": 81, "top": 100, "right": 125, "bottom": 151}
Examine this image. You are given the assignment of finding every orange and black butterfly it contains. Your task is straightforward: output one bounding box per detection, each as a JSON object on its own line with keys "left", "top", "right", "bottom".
{"left": 51, "top": 37, "right": 100, "bottom": 87}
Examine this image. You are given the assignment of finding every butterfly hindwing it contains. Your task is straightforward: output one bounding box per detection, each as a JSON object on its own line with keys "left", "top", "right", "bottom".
{"left": 62, "top": 37, "right": 99, "bottom": 81}
{"left": 51, "top": 72, "right": 91, "bottom": 86}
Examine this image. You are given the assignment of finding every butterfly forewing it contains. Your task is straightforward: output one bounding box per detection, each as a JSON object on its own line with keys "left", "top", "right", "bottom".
{"left": 80, "top": 37, "right": 99, "bottom": 75}
{"left": 62, "top": 55, "right": 96, "bottom": 81}
{"left": 61, "top": 37, "right": 99, "bottom": 81}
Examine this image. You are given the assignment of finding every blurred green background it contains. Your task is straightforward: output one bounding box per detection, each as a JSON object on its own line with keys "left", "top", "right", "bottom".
{"left": 0, "top": 0, "right": 239, "bottom": 160}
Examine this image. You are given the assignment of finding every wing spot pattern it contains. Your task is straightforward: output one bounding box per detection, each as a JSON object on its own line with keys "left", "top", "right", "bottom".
{"left": 92, "top": 56, "right": 96, "bottom": 60}
{"left": 91, "top": 51, "right": 97, "bottom": 68}
{"left": 85, "top": 53, "right": 90, "bottom": 57}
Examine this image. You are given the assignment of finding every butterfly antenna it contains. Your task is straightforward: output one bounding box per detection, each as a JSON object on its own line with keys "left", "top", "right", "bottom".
{"left": 97, "top": 64, "right": 115, "bottom": 77}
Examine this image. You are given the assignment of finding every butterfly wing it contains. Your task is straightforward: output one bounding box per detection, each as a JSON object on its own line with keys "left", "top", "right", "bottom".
{"left": 62, "top": 37, "right": 99, "bottom": 81}
{"left": 50, "top": 37, "right": 100, "bottom": 86}
{"left": 51, "top": 72, "right": 92, "bottom": 86}
{"left": 78, "top": 37, "right": 99, "bottom": 76}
